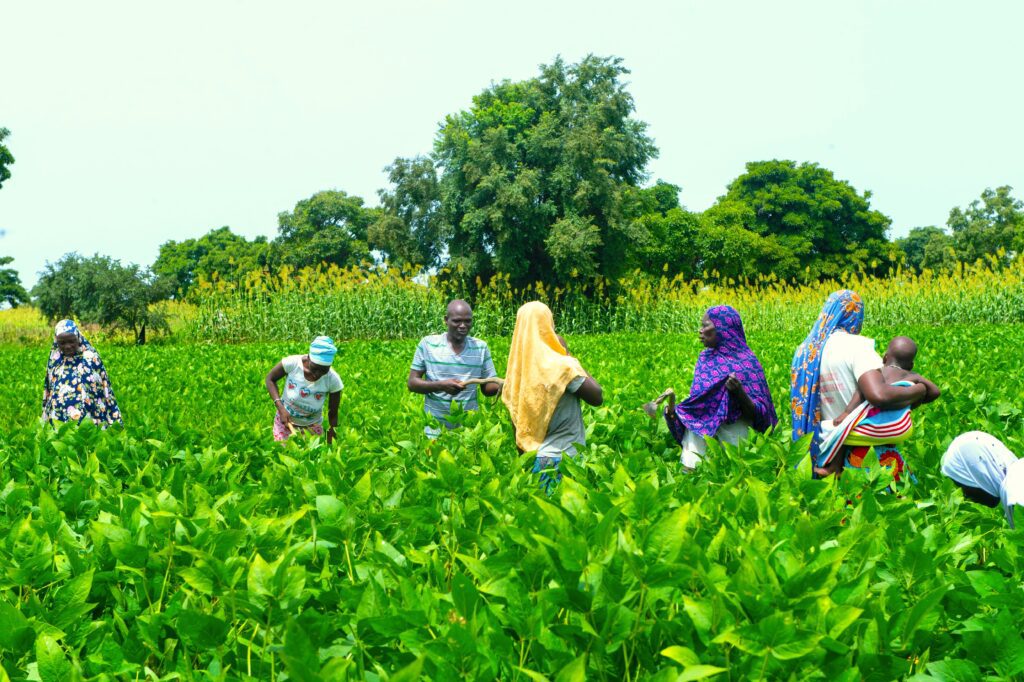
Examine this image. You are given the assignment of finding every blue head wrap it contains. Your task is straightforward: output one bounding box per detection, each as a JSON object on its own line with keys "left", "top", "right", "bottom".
{"left": 790, "top": 290, "right": 865, "bottom": 457}
{"left": 309, "top": 335, "right": 337, "bottom": 367}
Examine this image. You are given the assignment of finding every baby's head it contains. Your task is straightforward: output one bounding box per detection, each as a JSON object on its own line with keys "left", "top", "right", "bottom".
{"left": 884, "top": 336, "right": 918, "bottom": 370}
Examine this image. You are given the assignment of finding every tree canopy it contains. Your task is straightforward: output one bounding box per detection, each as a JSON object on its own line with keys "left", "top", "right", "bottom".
{"left": 272, "top": 190, "right": 377, "bottom": 270}
{"left": 0, "top": 127, "right": 13, "bottom": 190}
{"left": 947, "top": 186, "right": 1024, "bottom": 263}
{"left": 705, "top": 160, "right": 893, "bottom": 280}
{"left": 427, "top": 54, "right": 657, "bottom": 288}
{"left": 154, "top": 227, "right": 269, "bottom": 297}
{"left": 33, "top": 254, "right": 173, "bottom": 344}
{"left": 0, "top": 256, "right": 29, "bottom": 307}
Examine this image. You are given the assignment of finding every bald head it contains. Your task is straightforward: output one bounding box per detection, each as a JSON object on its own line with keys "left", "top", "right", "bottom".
{"left": 446, "top": 299, "right": 472, "bottom": 318}
{"left": 444, "top": 299, "right": 473, "bottom": 345}
{"left": 885, "top": 336, "right": 918, "bottom": 370}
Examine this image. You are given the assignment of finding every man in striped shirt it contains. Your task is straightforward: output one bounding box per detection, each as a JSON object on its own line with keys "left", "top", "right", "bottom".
{"left": 407, "top": 300, "right": 500, "bottom": 438}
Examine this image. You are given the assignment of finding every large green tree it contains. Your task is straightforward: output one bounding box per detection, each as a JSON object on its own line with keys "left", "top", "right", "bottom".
{"left": 705, "top": 160, "right": 893, "bottom": 280}
{"left": 896, "top": 226, "right": 955, "bottom": 272}
{"left": 432, "top": 55, "right": 657, "bottom": 288}
{"left": 154, "top": 226, "right": 269, "bottom": 296}
{"left": 0, "top": 127, "right": 13, "bottom": 189}
{"left": 33, "top": 254, "right": 173, "bottom": 344}
{"left": 0, "top": 256, "right": 29, "bottom": 307}
{"left": 947, "top": 186, "right": 1024, "bottom": 263}
{"left": 272, "top": 190, "right": 377, "bottom": 270}
{"left": 369, "top": 156, "right": 444, "bottom": 269}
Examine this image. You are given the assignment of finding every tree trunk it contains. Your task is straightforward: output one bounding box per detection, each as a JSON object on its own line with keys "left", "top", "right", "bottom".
{"left": 137, "top": 322, "right": 146, "bottom": 345}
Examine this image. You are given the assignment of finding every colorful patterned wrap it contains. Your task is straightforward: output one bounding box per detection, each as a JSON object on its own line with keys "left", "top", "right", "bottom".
{"left": 42, "top": 320, "right": 123, "bottom": 427}
{"left": 790, "top": 290, "right": 864, "bottom": 457}
{"left": 667, "top": 305, "right": 777, "bottom": 438}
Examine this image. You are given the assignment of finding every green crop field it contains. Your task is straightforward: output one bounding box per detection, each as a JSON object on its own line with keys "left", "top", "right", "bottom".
{"left": 2, "top": 325, "right": 1023, "bottom": 681}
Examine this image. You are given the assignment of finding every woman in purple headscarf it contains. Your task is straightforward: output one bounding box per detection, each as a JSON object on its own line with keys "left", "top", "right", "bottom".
{"left": 648, "top": 306, "right": 777, "bottom": 471}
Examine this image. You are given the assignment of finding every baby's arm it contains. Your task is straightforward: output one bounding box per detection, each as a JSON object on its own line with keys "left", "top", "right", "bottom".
{"left": 908, "top": 373, "right": 941, "bottom": 405}
{"left": 834, "top": 389, "right": 864, "bottom": 424}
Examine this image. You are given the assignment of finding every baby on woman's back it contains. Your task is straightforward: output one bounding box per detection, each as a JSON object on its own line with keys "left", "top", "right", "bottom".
{"left": 834, "top": 335, "right": 941, "bottom": 424}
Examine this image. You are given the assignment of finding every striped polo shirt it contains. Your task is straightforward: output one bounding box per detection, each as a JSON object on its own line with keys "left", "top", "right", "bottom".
{"left": 411, "top": 334, "right": 496, "bottom": 436}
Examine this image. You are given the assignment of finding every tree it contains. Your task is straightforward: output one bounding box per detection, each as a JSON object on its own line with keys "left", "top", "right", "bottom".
{"left": 154, "top": 226, "right": 270, "bottom": 296}
{"left": 705, "top": 160, "right": 892, "bottom": 280}
{"left": 0, "top": 127, "right": 13, "bottom": 189}
{"left": 947, "top": 186, "right": 1024, "bottom": 263}
{"left": 0, "top": 256, "right": 29, "bottom": 307}
{"left": 33, "top": 253, "right": 173, "bottom": 344}
{"left": 896, "top": 226, "right": 953, "bottom": 272}
{"left": 433, "top": 54, "right": 658, "bottom": 288}
{"left": 272, "top": 190, "right": 376, "bottom": 270}
{"left": 370, "top": 156, "right": 444, "bottom": 269}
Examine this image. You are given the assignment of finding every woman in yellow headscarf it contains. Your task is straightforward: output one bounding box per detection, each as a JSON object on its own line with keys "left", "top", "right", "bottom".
{"left": 502, "top": 301, "right": 603, "bottom": 490}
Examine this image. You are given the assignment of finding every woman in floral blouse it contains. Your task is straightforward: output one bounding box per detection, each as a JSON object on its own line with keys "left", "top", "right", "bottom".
{"left": 42, "top": 319, "right": 123, "bottom": 427}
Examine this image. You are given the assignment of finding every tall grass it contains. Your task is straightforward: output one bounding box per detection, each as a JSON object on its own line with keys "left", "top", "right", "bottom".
{"left": 185, "top": 258, "right": 1024, "bottom": 342}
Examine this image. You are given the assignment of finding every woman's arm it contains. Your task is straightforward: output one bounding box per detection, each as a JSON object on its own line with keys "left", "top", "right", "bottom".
{"left": 857, "top": 370, "right": 927, "bottom": 409}
{"left": 576, "top": 377, "right": 603, "bottom": 407}
{"left": 326, "top": 390, "right": 341, "bottom": 444}
{"left": 265, "top": 363, "right": 291, "bottom": 425}
{"left": 726, "top": 375, "right": 758, "bottom": 422}
{"left": 558, "top": 336, "right": 603, "bottom": 406}
{"left": 909, "top": 373, "right": 941, "bottom": 404}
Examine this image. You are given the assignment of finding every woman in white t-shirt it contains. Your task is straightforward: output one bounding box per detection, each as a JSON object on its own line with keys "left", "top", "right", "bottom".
{"left": 941, "top": 431, "right": 1024, "bottom": 528}
{"left": 790, "top": 290, "right": 925, "bottom": 477}
{"left": 265, "top": 335, "right": 343, "bottom": 443}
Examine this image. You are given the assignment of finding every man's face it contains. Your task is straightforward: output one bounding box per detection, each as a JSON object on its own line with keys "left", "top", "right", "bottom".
{"left": 446, "top": 308, "right": 473, "bottom": 341}
{"left": 56, "top": 332, "right": 80, "bottom": 357}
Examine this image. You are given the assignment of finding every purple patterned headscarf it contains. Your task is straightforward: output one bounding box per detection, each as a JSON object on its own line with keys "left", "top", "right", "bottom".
{"left": 669, "top": 306, "right": 778, "bottom": 437}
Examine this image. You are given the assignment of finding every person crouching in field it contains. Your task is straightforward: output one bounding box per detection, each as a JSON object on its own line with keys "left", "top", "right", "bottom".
{"left": 407, "top": 300, "right": 501, "bottom": 438}
{"left": 42, "top": 319, "right": 123, "bottom": 428}
{"left": 646, "top": 306, "right": 777, "bottom": 471}
{"left": 265, "top": 336, "right": 342, "bottom": 444}
{"left": 502, "top": 301, "right": 603, "bottom": 492}
{"left": 941, "top": 431, "right": 1024, "bottom": 528}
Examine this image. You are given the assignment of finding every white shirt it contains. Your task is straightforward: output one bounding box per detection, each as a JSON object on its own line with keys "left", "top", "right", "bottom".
{"left": 280, "top": 355, "right": 343, "bottom": 426}
{"left": 817, "top": 331, "right": 883, "bottom": 423}
{"left": 1002, "top": 459, "right": 1024, "bottom": 528}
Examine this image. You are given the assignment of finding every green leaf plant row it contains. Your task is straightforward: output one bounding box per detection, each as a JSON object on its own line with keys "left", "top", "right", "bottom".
{"left": 1, "top": 325, "right": 1023, "bottom": 680}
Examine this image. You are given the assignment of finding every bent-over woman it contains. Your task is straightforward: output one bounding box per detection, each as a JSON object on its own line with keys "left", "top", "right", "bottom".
{"left": 654, "top": 306, "right": 776, "bottom": 470}
{"left": 502, "top": 301, "right": 603, "bottom": 491}
{"left": 42, "top": 319, "right": 123, "bottom": 427}
{"left": 265, "top": 336, "right": 343, "bottom": 444}
{"left": 941, "top": 431, "right": 1024, "bottom": 528}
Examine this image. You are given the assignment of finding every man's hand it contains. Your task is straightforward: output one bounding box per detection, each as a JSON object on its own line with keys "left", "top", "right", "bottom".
{"left": 436, "top": 378, "right": 465, "bottom": 395}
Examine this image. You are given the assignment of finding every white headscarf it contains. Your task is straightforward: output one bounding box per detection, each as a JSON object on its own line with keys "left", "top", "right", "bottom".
{"left": 941, "top": 431, "right": 1022, "bottom": 526}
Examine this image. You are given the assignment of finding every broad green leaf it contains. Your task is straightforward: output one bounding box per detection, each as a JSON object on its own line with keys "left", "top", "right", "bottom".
{"left": 176, "top": 610, "right": 229, "bottom": 648}
{"left": 678, "top": 665, "right": 728, "bottom": 681}
{"left": 660, "top": 646, "right": 700, "bottom": 667}
{"left": 902, "top": 586, "right": 948, "bottom": 646}
{"left": 554, "top": 654, "right": 586, "bottom": 682}
{"left": 35, "top": 634, "right": 72, "bottom": 682}
{"left": 0, "top": 601, "right": 34, "bottom": 654}
{"left": 925, "top": 658, "right": 982, "bottom": 682}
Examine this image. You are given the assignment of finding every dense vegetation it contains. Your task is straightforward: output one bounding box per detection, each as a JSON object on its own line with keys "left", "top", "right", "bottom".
{"left": 184, "top": 259, "right": 1024, "bottom": 343}
{"left": 2, "top": 323, "right": 1023, "bottom": 680}
{"left": 5, "top": 55, "right": 1024, "bottom": 343}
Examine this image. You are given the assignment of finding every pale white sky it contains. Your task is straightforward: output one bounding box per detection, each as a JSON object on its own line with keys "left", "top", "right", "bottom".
{"left": 2, "top": 0, "right": 1022, "bottom": 288}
